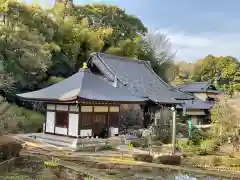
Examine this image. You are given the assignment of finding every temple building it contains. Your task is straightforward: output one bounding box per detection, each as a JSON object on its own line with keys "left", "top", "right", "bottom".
{"left": 17, "top": 53, "right": 194, "bottom": 138}
{"left": 17, "top": 64, "right": 148, "bottom": 138}
{"left": 176, "top": 81, "right": 221, "bottom": 127}
{"left": 87, "top": 53, "right": 194, "bottom": 127}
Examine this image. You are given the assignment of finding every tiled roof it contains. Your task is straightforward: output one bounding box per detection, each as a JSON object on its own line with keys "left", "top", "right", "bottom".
{"left": 89, "top": 53, "right": 193, "bottom": 104}
{"left": 176, "top": 98, "right": 214, "bottom": 110}
{"left": 177, "top": 81, "right": 219, "bottom": 93}
{"left": 16, "top": 68, "right": 148, "bottom": 103}
{"left": 175, "top": 81, "right": 211, "bottom": 92}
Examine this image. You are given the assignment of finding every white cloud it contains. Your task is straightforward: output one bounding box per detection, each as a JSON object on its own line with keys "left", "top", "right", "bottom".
{"left": 160, "top": 29, "right": 240, "bottom": 61}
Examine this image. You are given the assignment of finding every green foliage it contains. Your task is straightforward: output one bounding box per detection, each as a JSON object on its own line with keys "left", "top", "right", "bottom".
{"left": 189, "top": 127, "right": 206, "bottom": 145}
{"left": 177, "top": 138, "right": 219, "bottom": 156}
{"left": 71, "top": 4, "right": 148, "bottom": 45}
{"left": 211, "top": 95, "right": 240, "bottom": 137}
{"left": 44, "top": 157, "right": 60, "bottom": 167}
{"left": 172, "top": 55, "right": 240, "bottom": 91}
{"left": 0, "top": 0, "right": 176, "bottom": 135}
{"left": 130, "top": 138, "right": 144, "bottom": 148}
{"left": 0, "top": 97, "right": 44, "bottom": 134}
{"left": 176, "top": 139, "right": 197, "bottom": 153}
{"left": 196, "top": 139, "right": 219, "bottom": 156}
{"left": 98, "top": 144, "right": 116, "bottom": 151}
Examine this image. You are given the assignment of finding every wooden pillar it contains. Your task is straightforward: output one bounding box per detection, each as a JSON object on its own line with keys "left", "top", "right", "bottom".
{"left": 107, "top": 105, "right": 110, "bottom": 128}
{"left": 143, "top": 105, "right": 151, "bottom": 128}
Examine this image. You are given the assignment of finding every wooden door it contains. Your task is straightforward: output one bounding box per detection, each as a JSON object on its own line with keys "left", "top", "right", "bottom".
{"left": 92, "top": 114, "right": 107, "bottom": 137}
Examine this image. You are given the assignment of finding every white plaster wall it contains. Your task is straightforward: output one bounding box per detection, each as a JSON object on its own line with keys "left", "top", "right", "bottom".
{"left": 45, "top": 111, "right": 55, "bottom": 133}
{"left": 68, "top": 113, "right": 79, "bottom": 137}
{"left": 55, "top": 127, "right": 68, "bottom": 135}
{"left": 69, "top": 105, "right": 79, "bottom": 112}
{"left": 190, "top": 116, "right": 198, "bottom": 126}
{"left": 154, "top": 107, "right": 171, "bottom": 126}
{"left": 109, "top": 127, "right": 119, "bottom": 137}
{"left": 114, "top": 127, "right": 119, "bottom": 135}
{"left": 47, "top": 104, "right": 55, "bottom": 110}
{"left": 80, "top": 129, "right": 92, "bottom": 137}
{"left": 56, "top": 105, "right": 68, "bottom": 111}
{"left": 154, "top": 110, "right": 161, "bottom": 126}
{"left": 186, "top": 109, "right": 206, "bottom": 115}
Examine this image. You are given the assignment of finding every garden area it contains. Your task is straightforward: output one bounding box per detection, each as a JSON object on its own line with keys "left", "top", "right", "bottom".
{"left": 1, "top": 99, "right": 240, "bottom": 179}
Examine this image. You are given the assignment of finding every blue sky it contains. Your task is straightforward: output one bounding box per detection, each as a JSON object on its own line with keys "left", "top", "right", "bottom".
{"left": 24, "top": 0, "right": 240, "bottom": 61}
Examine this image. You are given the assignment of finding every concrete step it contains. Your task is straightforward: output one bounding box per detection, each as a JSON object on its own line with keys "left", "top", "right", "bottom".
{"left": 35, "top": 136, "right": 72, "bottom": 147}
{"left": 30, "top": 134, "right": 74, "bottom": 144}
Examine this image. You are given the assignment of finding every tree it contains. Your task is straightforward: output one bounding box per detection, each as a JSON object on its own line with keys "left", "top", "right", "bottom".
{"left": 190, "top": 55, "right": 240, "bottom": 90}
{"left": 0, "top": 25, "right": 53, "bottom": 89}
{"left": 72, "top": 4, "right": 148, "bottom": 47}
{"left": 140, "top": 32, "right": 175, "bottom": 82}
{"left": 211, "top": 95, "right": 240, "bottom": 137}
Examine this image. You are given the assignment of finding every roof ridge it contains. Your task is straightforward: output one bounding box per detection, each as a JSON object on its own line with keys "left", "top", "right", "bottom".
{"left": 95, "top": 53, "right": 127, "bottom": 85}
{"left": 95, "top": 53, "right": 152, "bottom": 101}
{"left": 180, "top": 81, "right": 209, "bottom": 85}
{"left": 97, "top": 53, "right": 147, "bottom": 64}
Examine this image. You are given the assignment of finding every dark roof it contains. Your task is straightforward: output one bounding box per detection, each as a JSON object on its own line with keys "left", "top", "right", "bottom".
{"left": 176, "top": 98, "right": 214, "bottom": 110}
{"left": 16, "top": 68, "right": 148, "bottom": 103}
{"left": 88, "top": 53, "right": 193, "bottom": 104}
{"left": 177, "top": 81, "right": 220, "bottom": 93}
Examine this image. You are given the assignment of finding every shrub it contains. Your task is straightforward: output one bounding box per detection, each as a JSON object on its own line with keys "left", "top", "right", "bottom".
{"left": 0, "top": 136, "right": 22, "bottom": 160}
{"left": 154, "top": 155, "right": 181, "bottom": 165}
{"left": 17, "top": 108, "right": 44, "bottom": 133}
{"left": 0, "top": 103, "right": 44, "bottom": 134}
{"left": 189, "top": 127, "right": 205, "bottom": 145}
{"left": 149, "top": 124, "right": 171, "bottom": 143}
{"left": 176, "top": 139, "right": 189, "bottom": 150}
{"left": 133, "top": 154, "right": 153, "bottom": 162}
{"left": 196, "top": 139, "right": 219, "bottom": 156}
{"left": 176, "top": 139, "right": 197, "bottom": 153}
{"left": 130, "top": 138, "right": 148, "bottom": 148}
{"left": 98, "top": 144, "right": 115, "bottom": 151}
{"left": 135, "top": 131, "right": 142, "bottom": 138}
{"left": 130, "top": 139, "right": 142, "bottom": 147}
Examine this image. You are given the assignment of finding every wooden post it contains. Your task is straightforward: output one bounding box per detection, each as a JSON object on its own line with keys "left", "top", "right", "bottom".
{"left": 171, "top": 106, "right": 176, "bottom": 155}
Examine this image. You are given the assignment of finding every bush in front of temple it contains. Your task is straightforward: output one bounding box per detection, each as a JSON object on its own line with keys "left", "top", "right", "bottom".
{"left": 154, "top": 155, "right": 181, "bottom": 165}
{"left": 0, "top": 137, "right": 22, "bottom": 160}
{"left": 0, "top": 98, "right": 44, "bottom": 135}
{"left": 133, "top": 154, "right": 153, "bottom": 162}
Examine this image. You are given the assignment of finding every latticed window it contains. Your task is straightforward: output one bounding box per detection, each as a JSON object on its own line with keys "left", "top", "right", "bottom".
{"left": 80, "top": 114, "right": 92, "bottom": 128}
{"left": 109, "top": 113, "right": 119, "bottom": 127}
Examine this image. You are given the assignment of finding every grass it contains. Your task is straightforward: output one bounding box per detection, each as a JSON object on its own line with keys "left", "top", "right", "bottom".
{"left": 182, "top": 154, "right": 240, "bottom": 171}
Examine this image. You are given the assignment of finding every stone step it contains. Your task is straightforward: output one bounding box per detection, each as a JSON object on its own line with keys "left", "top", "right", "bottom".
{"left": 36, "top": 136, "right": 73, "bottom": 148}
{"left": 29, "top": 134, "right": 75, "bottom": 144}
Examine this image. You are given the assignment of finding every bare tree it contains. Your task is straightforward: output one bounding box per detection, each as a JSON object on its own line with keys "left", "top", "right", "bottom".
{"left": 142, "top": 31, "right": 176, "bottom": 82}
{"left": 143, "top": 31, "right": 176, "bottom": 65}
